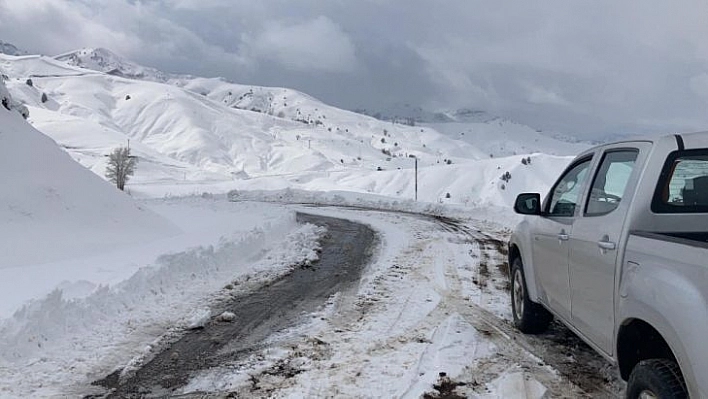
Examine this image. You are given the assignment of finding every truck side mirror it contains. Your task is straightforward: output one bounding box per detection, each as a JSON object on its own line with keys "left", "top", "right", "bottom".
{"left": 514, "top": 193, "right": 542, "bottom": 215}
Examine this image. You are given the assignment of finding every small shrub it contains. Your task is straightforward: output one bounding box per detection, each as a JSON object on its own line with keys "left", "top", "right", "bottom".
{"left": 41, "top": 93, "right": 48, "bottom": 103}
{"left": 500, "top": 171, "right": 512, "bottom": 182}
{"left": 105, "top": 146, "right": 138, "bottom": 191}
{"left": 25, "top": 78, "right": 33, "bottom": 87}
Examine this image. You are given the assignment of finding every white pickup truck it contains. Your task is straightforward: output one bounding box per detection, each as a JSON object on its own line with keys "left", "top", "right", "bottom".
{"left": 509, "top": 132, "right": 708, "bottom": 398}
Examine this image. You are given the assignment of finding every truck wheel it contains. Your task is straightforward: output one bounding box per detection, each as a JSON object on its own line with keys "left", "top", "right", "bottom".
{"left": 510, "top": 257, "right": 552, "bottom": 334}
{"left": 626, "top": 359, "right": 687, "bottom": 399}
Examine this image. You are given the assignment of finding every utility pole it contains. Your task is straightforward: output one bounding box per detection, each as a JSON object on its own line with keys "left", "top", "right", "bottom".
{"left": 415, "top": 156, "right": 418, "bottom": 201}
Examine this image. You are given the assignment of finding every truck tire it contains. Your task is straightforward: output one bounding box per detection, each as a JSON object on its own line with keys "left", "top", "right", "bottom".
{"left": 510, "top": 257, "right": 552, "bottom": 334}
{"left": 626, "top": 359, "right": 687, "bottom": 399}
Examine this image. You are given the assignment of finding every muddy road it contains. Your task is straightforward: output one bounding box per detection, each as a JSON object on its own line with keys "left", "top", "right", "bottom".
{"left": 89, "top": 208, "right": 623, "bottom": 398}
{"left": 92, "top": 213, "right": 377, "bottom": 398}
{"left": 434, "top": 216, "right": 623, "bottom": 397}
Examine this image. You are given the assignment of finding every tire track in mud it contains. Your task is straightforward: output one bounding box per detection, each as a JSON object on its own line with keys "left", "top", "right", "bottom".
{"left": 433, "top": 216, "right": 624, "bottom": 398}
{"left": 88, "top": 213, "right": 377, "bottom": 398}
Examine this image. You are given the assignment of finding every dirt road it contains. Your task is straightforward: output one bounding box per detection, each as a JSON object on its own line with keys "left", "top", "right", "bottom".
{"left": 90, "top": 208, "right": 624, "bottom": 398}
{"left": 92, "top": 213, "right": 376, "bottom": 398}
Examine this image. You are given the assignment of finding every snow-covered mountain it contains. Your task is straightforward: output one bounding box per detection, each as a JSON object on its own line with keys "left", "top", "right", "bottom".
{"left": 355, "top": 105, "right": 515, "bottom": 125}
{"left": 356, "top": 105, "right": 589, "bottom": 157}
{"left": 0, "top": 40, "right": 26, "bottom": 56}
{"left": 425, "top": 118, "right": 588, "bottom": 158}
{"left": 2, "top": 52, "right": 490, "bottom": 178}
{"left": 50, "top": 48, "right": 589, "bottom": 159}
{"left": 55, "top": 47, "right": 171, "bottom": 82}
{"left": 1, "top": 48, "right": 585, "bottom": 208}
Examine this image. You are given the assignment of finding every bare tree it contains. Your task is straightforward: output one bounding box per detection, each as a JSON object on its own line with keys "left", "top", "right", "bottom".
{"left": 106, "top": 146, "right": 137, "bottom": 191}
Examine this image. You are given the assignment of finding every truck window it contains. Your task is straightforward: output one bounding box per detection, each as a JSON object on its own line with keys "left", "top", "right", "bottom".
{"left": 652, "top": 149, "right": 708, "bottom": 213}
{"left": 585, "top": 150, "right": 638, "bottom": 216}
{"left": 547, "top": 158, "right": 592, "bottom": 217}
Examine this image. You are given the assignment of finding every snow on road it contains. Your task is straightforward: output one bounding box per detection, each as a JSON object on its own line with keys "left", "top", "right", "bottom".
{"left": 179, "top": 205, "right": 622, "bottom": 398}
{"left": 0, "top": 196, "right": 622, "bottom": 398}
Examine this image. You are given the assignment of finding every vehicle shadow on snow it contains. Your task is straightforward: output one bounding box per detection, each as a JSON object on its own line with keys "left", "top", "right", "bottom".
{"left": 520, "top": 319, "right": 625, "bottom": 397}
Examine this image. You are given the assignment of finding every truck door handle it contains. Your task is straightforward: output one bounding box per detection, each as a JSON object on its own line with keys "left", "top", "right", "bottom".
{"left": 597, "top": 238, "right": 616, "bottom": 250}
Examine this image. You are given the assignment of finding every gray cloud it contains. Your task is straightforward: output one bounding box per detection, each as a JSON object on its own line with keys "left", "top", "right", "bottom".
{"left": 243, "top": 16, "right": 357, "bottom": 73}
{"left": 1, "top": 0, "right": 708, "bottom": 138}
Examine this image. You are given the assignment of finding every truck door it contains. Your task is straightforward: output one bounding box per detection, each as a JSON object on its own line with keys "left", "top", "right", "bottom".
{"left": 569, "top": 147, "right": 644, "bottom": 355}
{"left": 533, "top": 157, "right": 593, "bottom": 322}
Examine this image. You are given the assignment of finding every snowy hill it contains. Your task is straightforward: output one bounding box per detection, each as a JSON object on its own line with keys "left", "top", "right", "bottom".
{"left": 354, "top": 104, "right": 485, "bottom": 124}
{"left": 48, "top": 47, "right": 587, "bottom": 161}
{"left": 1, "top": 49, "right": 584, "bottom": 209}
{"left": 356, "top": 105, "right": 590, "bottom": 157}
{"left": 426, "top": 118, "right": 589, "bottom": 157}
{"left": 55, "top": 47, "right": 171, "bottom": 82}
{"left": 0, "top": 77, "right": 177, "bottom": 269}
{"left": 221, "top": 152, "right": 573, "bottom": 209}
{"left": 2, "top": 52, "right": 490, "bottom": 182}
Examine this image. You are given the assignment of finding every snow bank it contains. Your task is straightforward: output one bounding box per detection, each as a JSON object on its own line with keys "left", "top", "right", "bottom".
{"left": 0, "top": 200, "right": 325, "bottom": 398}
{"left": 227, "top": 183, "right": 523, "bottom": 229}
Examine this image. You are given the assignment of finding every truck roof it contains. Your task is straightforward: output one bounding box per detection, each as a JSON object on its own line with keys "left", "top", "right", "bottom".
{"left": 579, "top": 131, "right": 708, "bottom": 157}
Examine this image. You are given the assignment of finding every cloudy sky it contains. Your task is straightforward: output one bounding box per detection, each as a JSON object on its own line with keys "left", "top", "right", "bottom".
{"left": 1, "top": 0, "right": 708, "bottom": 138}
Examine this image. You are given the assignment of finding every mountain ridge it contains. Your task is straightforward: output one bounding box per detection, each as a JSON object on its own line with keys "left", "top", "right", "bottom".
{"left": 0, "top": 40, "right": 26, "bottom": 56}
{"left": 50, "top": 47, "right": 590, "bottom": 153}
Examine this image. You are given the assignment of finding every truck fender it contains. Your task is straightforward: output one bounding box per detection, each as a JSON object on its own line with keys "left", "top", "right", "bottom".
{"left": 618, "top": 265, "right": 706, "bottom": 397}
{"left": 509, "top": 219, "right": 540, "bottom": 302}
